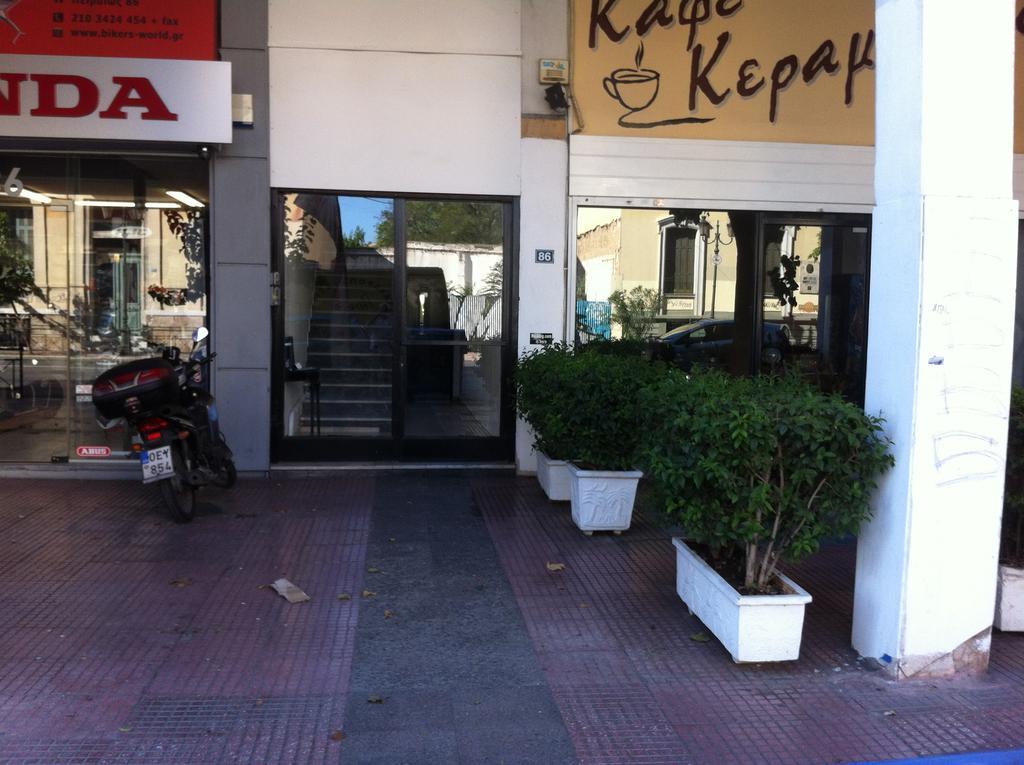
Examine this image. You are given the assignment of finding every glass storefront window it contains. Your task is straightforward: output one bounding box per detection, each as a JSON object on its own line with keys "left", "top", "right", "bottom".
{"left": 575, "top": 205, "right": 870, "bottom": 402}
{"left": 0, "top": 154, "right": 209, "bottom": 462}
{"left": 760, "top": 221, "right": 870, "bottom": 403}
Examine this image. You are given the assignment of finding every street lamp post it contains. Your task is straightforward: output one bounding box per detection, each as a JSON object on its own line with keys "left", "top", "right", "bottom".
{"left": 699, "top": 215, "right": 733, "bottom": 319}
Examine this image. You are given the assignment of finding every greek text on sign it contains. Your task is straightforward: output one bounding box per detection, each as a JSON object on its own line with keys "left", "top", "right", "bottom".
{"left": 535, "top": 249, "right": 555, "bottom": 264}
{"left": 572, "top": 0, "right": 876, "bottom": 146}
{"left": 75, "top": 446, "right": 111, "bottom": 458}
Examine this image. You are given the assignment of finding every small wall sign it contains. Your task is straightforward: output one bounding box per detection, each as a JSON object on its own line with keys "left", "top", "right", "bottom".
{"left": 535, "top": 249, "right": 555, "bottom": 263}
{"left": 530, "top": 332, "right": 554, "bottom": 345}
{"left": 75, "top": 446, "right": 111, "bottom": 458}
{"left": 540, "top": 59, "right": 569, "bottom": 84}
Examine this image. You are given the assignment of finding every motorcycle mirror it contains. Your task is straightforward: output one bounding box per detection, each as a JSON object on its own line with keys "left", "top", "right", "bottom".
{"left": 192, "top": 326, "right": 209, "bottom": 344}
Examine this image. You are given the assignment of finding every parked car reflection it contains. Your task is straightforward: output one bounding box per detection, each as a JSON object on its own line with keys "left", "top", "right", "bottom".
{"left": 652, "top": 319, "right": 792, "bottom": 371}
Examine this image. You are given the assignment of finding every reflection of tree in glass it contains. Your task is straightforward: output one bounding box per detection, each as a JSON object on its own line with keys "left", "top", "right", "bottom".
{"left": 0, "top": 211, "right": 42, "bottom": 314}
{"left": 164, "top": 210, "right": 206, "bottom": 302}
{"left": 375, "top": 201, "right": 502, "bottom": 247}
{"left": 283, "top": 200, "right": 315, "bottom": 265}
{"left": 343, "top": 225, "right": 368, "bottom": 248}
{"left": 609, "top": 286, "right": 660, "bottom": 340}
{"left": 482, "top": 261, "right": 502, "bottom": 297}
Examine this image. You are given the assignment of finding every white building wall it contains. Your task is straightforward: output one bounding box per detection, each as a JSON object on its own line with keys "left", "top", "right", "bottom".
{"left": 267, "top": 0, "right": 522, "bottom": 196}
{"left": 515, "top": 138, "right": 569, "bottom": 473}
{"left": 268, "top": 0, "right": 521, "bottom": 55}
{"left": 269, "top": 48, "right": 520, "bottom": 196}
{"left": 853, "top": 0, "right": 1018, "bottom": 678}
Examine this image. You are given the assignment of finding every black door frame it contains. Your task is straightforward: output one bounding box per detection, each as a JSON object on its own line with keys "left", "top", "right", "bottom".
{"left": 270, "top": 190, "right": 519, "bottom": 463}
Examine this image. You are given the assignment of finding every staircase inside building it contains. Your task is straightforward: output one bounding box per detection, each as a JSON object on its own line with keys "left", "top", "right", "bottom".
{"left": 302, "top": 265, "right": 394, "bottom": 435}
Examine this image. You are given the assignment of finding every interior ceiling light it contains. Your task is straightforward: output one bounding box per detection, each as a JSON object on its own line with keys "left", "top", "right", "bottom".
{"left": 75, "top": 199, "right": 136, "bottom": 208}
{"left": 166, "top": 191, "right": 205, "bottom": 208}
{"left": 144, "top": 202, "right": 180, "bottom": 209}
{"left": 0, "top": 188, "right": 51, "bottom": 204}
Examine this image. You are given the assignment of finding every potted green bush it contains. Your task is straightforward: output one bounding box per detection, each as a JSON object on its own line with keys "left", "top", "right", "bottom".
{"left": 641, "top": 370, "right": 893, "bottom": 662}
{"left": 995, "top": 385, "right": 1024, "bottom": 630}
{"left": 557, "top": 350, "right": 665, "bottom": 533}
{"left": 515, "top": 344, "right": 576, "bottom": 501}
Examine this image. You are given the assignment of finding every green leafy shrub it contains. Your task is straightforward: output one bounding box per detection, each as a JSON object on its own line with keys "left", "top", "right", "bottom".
{"left": 1001, "top": 386, "right": 1024, "bottom": 565}
{"left": 577, "top": 337, "right": 651, "bottom": 358}
{"left": 555, "top": 351, "right": 666, "bottom": 471}
{"left": 641, "top": 370, "right": 894, "bottom": 593}
{"left": 516, "top": 345, "right": 665, "bottom": 470}
{"left": 515, "top": 343, "right": 577, "bottom": 460}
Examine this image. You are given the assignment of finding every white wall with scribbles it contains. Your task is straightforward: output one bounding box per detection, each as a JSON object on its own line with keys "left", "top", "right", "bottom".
{"left": 854, "top": 0, "right": 1019, "bottom": 679}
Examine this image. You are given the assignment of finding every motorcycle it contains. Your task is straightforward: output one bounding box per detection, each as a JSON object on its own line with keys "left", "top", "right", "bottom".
{"left": 91, "top": 327, "right": 236, "bottom": 522}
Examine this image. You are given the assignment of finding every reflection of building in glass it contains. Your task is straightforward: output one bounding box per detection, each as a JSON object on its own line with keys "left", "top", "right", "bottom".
{"left": 0, "top": 156, "right": 208, "bottom": 463}
{"left": 575, "top": 207, "right": 739, "bottom": 337}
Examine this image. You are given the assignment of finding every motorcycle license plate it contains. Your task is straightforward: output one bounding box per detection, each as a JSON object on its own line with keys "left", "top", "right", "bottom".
{"left": 140, "top": 445, "right": 174, "bottom": 484}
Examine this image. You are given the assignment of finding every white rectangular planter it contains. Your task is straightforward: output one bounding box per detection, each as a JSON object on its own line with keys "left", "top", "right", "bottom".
{"left": 568, "top": 463, "right": 642, "bottom": 533}
{"left": 995, "top": 564, "right": 1024, "bottom": 631}
{"left": 672, "top": 538, "right": 812, "bottom": 663}
{"left": 536, "top": 451, "right": 571, "bottom": 502}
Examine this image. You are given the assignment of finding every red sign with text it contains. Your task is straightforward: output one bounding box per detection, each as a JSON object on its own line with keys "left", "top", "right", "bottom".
{"left": 0, "top": 0, "right": 216, "bottom": 61}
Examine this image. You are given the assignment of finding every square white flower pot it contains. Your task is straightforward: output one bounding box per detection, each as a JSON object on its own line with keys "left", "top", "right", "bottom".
{"left": 568, "top": 463, "right": 642, "bottom": 533}
{"left": 672, "top": 538, "right": 812, "bottom": 663}
{"left": 995, "top": 564, "right": 1024, "bottom": 631}
{"left": 536, "top": 451, "right": 571, "bottom": 502}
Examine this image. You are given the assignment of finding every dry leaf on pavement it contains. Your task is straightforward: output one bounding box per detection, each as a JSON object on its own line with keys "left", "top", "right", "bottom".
{"left": 362, "top": 590, "right": 377, "bottom": 598}
{"left": 336, "top": 593, "right": 352, "bottom": 601}
{"left": 170, "top": 577, "right": 192, "bottom": 588}
{"left": 546, "top": 562, "right": 566, "bottom": 572}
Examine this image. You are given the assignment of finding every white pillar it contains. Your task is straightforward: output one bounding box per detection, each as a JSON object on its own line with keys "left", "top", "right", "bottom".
{"left": 854, "top": 0, "right": 1019, "bottom": 678}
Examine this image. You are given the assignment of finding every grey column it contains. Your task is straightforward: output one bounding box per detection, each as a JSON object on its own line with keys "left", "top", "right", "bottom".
{"left": 211, "top": 0, "right": 271, "bottom": 471}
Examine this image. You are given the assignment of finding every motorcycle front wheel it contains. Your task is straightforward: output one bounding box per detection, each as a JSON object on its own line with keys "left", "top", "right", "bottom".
{"left": 159, "top": 442, "right": 196, "bottom": 523}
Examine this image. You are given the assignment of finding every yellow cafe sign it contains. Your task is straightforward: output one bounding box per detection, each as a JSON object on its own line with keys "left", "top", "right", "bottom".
{"left": 572, "top": 0, "right": 1024, "bottom": 151}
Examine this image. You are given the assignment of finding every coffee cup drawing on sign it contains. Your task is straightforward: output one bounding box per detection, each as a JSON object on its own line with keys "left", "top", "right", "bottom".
{"left": 603, "top": 68, "right": 661, "bottom": 113}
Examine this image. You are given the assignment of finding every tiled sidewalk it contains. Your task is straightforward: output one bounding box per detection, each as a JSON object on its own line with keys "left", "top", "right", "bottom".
{"left": 0, "top": 477, "right": 372, "bottom": 764}
{"left": 475, "top": 477, "right": 1024, "bottom": 765}
{"left": 1, "top": 473, "right": 1024, "bottom": 765}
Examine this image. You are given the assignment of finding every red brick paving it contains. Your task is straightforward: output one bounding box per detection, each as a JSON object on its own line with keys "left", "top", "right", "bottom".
{"left": 0, "top": 477, "right": 372, "bottom": 765}
{"left": 475, "top": 476, "right": 1024, "bottom": 765}
{"left": 4, "top": 474, "right": 1024, "bottom": 764}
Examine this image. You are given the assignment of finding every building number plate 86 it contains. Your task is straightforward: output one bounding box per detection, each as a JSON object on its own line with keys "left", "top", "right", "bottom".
{"left": 535, "top": 249, "right": 555, "bottom": 263}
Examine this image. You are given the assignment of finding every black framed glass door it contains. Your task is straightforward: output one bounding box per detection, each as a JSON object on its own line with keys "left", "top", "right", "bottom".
{"left": 271, "top": 192, "right": 516, "bottom": 462}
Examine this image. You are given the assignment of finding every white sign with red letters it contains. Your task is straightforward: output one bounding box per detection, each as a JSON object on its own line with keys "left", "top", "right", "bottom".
{"left": 0, "top": 54, "right": 231, "bottom": 143}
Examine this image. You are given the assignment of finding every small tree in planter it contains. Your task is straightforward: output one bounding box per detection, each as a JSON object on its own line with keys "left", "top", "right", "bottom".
{"left": 995, "top": 386, "right": 1024, "bottom": 630}
{"left": 556, "top": 351, "right": 666, "bottom": 533}
{"left": 515, "top": 343, "right": 577, "bottom": 500}
{"left": 641, "top": 370, "right": 893, "bottom": 661}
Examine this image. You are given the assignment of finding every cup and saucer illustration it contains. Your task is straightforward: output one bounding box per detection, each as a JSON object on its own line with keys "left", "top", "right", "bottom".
{"left": 602, "top": 43, "right": 713, "bottom": 128}
{"left": 603, "top": 66, "right": 661, "bottom": 114}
